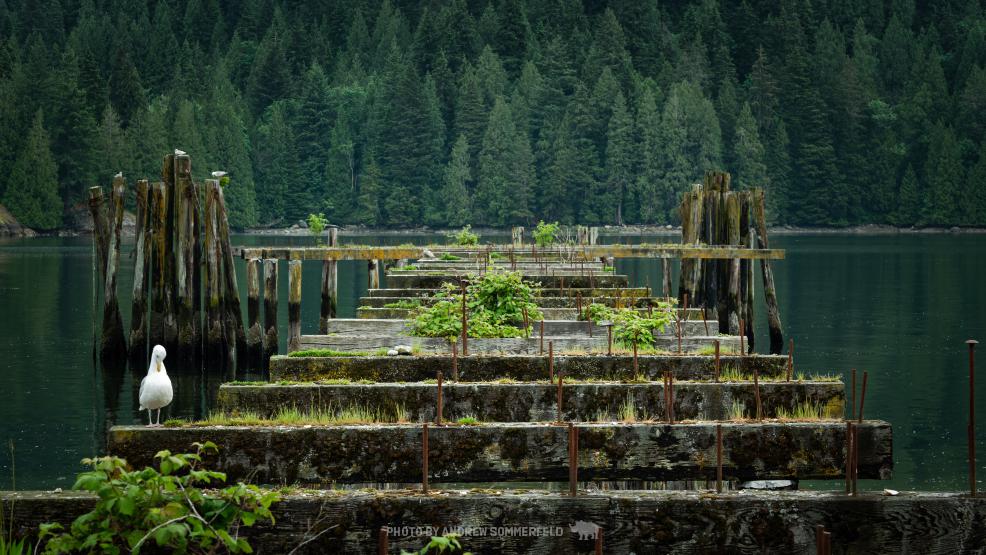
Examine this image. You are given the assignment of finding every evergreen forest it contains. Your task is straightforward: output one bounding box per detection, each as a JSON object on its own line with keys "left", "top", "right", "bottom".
{"left": 1, "top": 0, "right": 984, "bottom": 230}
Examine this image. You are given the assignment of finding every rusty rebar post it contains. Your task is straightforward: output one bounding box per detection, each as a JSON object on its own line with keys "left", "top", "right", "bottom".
{"left": 845, "top": 419, "right": 852, "bottom": 495}
{"left": 970, "top": 339, "right": 979, "bottom": 497}
{"left": 714, "top": 340, "right": 721, "bottom": 382}
{"left": 549, "top": 340, "right": 554, "bottom": 383}
{"left": 568, "top": 422, "right": 579, "bottom": 496}
{"left": 716, "top": 424, "right": 723, "bottom": 493}
{"left": 436, "top": 371, "right": 443, "bottom": 425}
{"left": 787, "top": 338, "right": 794, "bottom": 381}
{"left": 421, "top": 423, "right": 429, "bottom": 493}
{"left": 587, "top": 317, "right": 592, "bottom": 338}
{"left": 858, "top": 371, "right": 868, "bottom": 423}
{"left": 815, "top": 525, "right": 825, "bottom": 554}
{"left": 633, "top": 342, "right": 639, "bottom": 375}
{"left": 540, "top": 320, "right": 545, "bottom": 354}
{"left": 739, "top": 318, "right": 745, "bottom": 356}
{"left": 822, "top": 531, "right": 832, "bottom": 555}
{"left": 556, "top": 372, "right": 564, "bottom": 423}
{"left": 851, "top": 422, "right": 858, "bottom": 496}
{"left": 607, "top": 325, "right": 612, "bottom": 356}
{"left": 753, "top": 366, "right": 762, "bottom": 421}
{"left": 669, "top": 372, "right": 675, "bottom": 423}
{"left": 594, "top": 528, "right": 602, "bottom": 555}
{"left": 702, "top": 307, "right": 710, "bottom": 336}
{"left": 849, "top": 368, "right": 856, "bottom": 420}
{"left": 378, "top": 527, "right": 389, "bottom": 555}
{"left": 522, "top": 305, "right": 529, "bottom": 337}
{"left": 460, "top": 281, "right": 468, "bottom": 356}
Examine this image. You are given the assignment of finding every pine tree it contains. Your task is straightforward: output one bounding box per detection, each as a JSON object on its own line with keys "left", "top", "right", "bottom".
{"left": 254, "top": 102, "right": 299, "bottom": 225}
{"left": 965, "top": 143, "right": 986, "bottom": 226}
{"left": 475, "top": 96, "right": 523, "bottom": 225}
{"left": 604, "top": 91, "right": 633, "bottom": 225}
{"left": 632, "top": 86, "right": 661, "bottom": 223}
{"left": 922, "top": 123, "right": 961, "bottom": 226}
{"left": 107, "top": 47, "right": 145, "bottom": 127}
{"left": 732, "top": 103, "right": 767, "bottom": 190}
{"left": 356, "top": 154, "right": 381, "bottom": 226}
{"left": 442, "top": 134, "right": 472, "bottom": 226}
{"left": 3, "top": 110, "right": 62, "bottom": 230}
{"left": 896, "top": 163, "right": 920, "bottom": 226}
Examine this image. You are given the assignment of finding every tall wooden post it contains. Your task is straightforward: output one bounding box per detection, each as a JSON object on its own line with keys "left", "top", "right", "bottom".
{"left": 214, "top": 181, "right": 245, "bottom": 360}
{"left": 661, "top": 258, "right": 672, "bottom": 299}
{"left": 148, "top": 182, "right": 177, "bottom": 351}
{"left": 263, "top": 259, "right": 279, "bottom": 367}
{"left": 246, "top": 258, "right": 263, "bottom": 366}
{"left": 511, "top": 226, "right": 524, "bottom": 247}
{"left": 203, "top": 184, "right": 224, "bottom": 361}
{"left": 589, "top": 226, "right": 599, "bottom": 245}
{"left": 87, "top": 187, "right": 109, "bottom": 280}
{"left": 724, "top": 192, "right": 741, "bottom": 334}
{"left": 368, "top": 259, "right": 380, "bottom": 289}
{"left": 288, "top": 260, "right": 302, "bottom": 353}
{"left": 753, "top": 190, "right": 783, "bottom": 354}
{"left": 174, "top": 155, "right": 197, "bottom": 360}
{"left": 99, "top": 178, "right": 128, "bottom": 365}
{"left": 128, "top": 180, "right": 151, "bottom": 363}
{"left": 320, "top": 227, "right": 338, "bottom": 333}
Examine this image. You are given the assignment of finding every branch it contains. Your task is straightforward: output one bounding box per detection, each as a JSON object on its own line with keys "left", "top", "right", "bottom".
{"left": 130, "top": 516, "right": 190, "bottom": 552}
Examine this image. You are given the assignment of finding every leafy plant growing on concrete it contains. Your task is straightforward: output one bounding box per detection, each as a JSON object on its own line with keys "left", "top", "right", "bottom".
{"left": 401, "top": 532, "right": 471, "bottom": 554}
{"left": 307, "top": 213, "right": 329, "bottom": 245}
{"left": 447, "top": 225, "right": 479, "bottom": 246}
{"left": 532, "top": 220, "right": 560, "bottom": 247}
{"left": 38, "top": 442, "right": 279, "bottom": 554}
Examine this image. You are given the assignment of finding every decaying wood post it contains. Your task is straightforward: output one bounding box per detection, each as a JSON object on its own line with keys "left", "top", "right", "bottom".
{"left": 753, "top": 189, "right": 784, "bottom": 354}
{"left": 128, "top": 180, "right": 150, "bottom": 363}
{"left": 678, "top": 185, "right": 703, "bottom": 305}
{"left": 203, "top": 183, "right": 225, "bottom": 361}
{"left": 246, "top": 258, "right": 263, "bottom": 365}
{"left": 320, "top": 227, "right": 338, "bottom": 333}
{"left": 148, "top": 182, "right": 177, "bottom": 351}
{"left": 589, "top": 226, "right": 599, "bottom": 245}
{"left": 288, "top": 260, "right": 302, "bottom": 353}
{"left": 662, "top": 258, "right": 672, "bottom": 299}
{"left": 576, "top": 225, "right": 589, "bottom": 245}
{"left": 174, "top": 155, "right": 198, "bottom": 360}
{"left": 263, "top": 259, "right": 279, "bottom": 367}
{"left": 99, "top": 178, "right": 128, "bottom": 365}
{"left": 724, "top": 192, "right": 741, "bottom": 334}
{"left": 368, "top": 259, "right": 380, "bottom": 289}
{"left": 511, "top": 226, "right": 524, "bottom": 247}
{"left": 214, "top": 182, "right": 245, "bottom": 361}
{"left": 87, "top": 187, "right": 109, "bottom": 280}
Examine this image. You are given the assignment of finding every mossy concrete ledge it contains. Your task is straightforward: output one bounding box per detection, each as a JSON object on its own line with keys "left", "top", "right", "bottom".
{"left": 387, "top": 273, "right": 627, "bottom": 289}
{"left": 218, "top": 381, "right": 844, "bottom": 422}
{"left": 269, "top": 354, "right": 788, "bottom": 382}
{"left": 107, "top": 421, "right": 891, "bottom": 484}
{"left": 6, "top": 490, "right": 977, "bottom": 554}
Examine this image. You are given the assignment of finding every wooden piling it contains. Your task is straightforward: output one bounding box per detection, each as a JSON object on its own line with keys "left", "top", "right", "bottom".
{"left": 319, "top": 227, "right": 338, "bottom": 333}
{"left": 87, "top": 186, "right": 109, "bottom": 279}
{"left": 203, "top": 185, "right": 224, "bottom": 361}
{"left": 725, "top": 193, "right": 741, "bottom": 334}
{"left": 246, "top": 258, "right": 263, "bottom": 365}
{"left": 263, "top": 259, "right": 278, "bottom": 366}
{"left": 288, "top": 260, "right": 302, "bottom": 353}
{"left": 148, "top": 182, "right": 177, "bottom": 351}
{"left": 99, "top": 178, "right": 128, "bottom": 365}
{"left": 753, "top": 190, "right": 784, "bottom": 354}
{"left": 214, "top": 182, "right": 245, "bottom": 360}
{"left": 128, "top": 180, "right": 150, "bottom": 363}
{"left": 511, "top": 226, "right": 524, "bottom": 247}
{"left": 662, "top": 258, "right": 672, "bottom": 299}
{"left": 175, "top": 156, "right": 197, "bottom": 359}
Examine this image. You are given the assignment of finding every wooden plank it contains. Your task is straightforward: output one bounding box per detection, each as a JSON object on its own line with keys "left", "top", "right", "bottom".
{"left": 107, "top": 421, "right": 893, "bottom": 484}
{"left": 203, "top": 184, "right": 224, "bottom": 361}
{"left": 214, "top": 181, "right": 245, "bottom": 361}
{"left": 246, "top": 258, "right": 263, "bottom": 365}
{"left": 100, "top": 178, "right": 127, "bottom": 365}
{"left": 288, "top": 259, "right": 302, "bottom": 353}
{"left": 319, "top": 227, "right": 338, "bottom": 333}
{"left": 263, "top": 259, "right": 278, "bottom": 367}
{"left": 128, "top": 180, "right": 150, "bottom": 363}
{"left": 174, "top": 155, "right": 197, "bottom": 359}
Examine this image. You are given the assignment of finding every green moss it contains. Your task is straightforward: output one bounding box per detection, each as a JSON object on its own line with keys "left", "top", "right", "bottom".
{"left": 288, "top": 349, "right": 377, "bottom": 357}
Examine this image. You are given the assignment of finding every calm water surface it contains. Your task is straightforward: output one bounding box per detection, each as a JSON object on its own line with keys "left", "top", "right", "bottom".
{"left": 1, "top": 233, "right": 984, "bottom": 491}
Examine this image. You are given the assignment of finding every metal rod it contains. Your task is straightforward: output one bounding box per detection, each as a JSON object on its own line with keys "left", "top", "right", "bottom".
{"left": 851, "top": 368, "right": 856, "bottom": 420}
{"left": 787, "top": 338, "right": 794, "bottom": 381}
{"left": 557, "top": 372, "right": 564, "bottom": 423}
{"left": 669, "top": 371, "right": 675, "bottom": 423}
{"left": 540, "top": 320, "right": 545, "bottom": 354}
{"left": 753, "top": 366, "right": 762, "bottom": 421}
{"left": 851, "top": 422, "right": 858, "bottom": 496}
{"left": 549, "top": 340, "right": 554, "bottom": 383}
{"left": 970, "top": 339, "right": 979, "bottom": 498}
{"left": 714, "top": 340, "right": 721, "bottom": 382}
{"left": 822, "top": 531, "right": 832, "bottom": 555}
{"left": 607, "top": 325, "right": 612, "bottom": 356}
{"left": 594, "top": 528, "right": 602, "bottom": 555}
{"left": 702, "top": 307, "right": 709, "bottom": 335}
{"left": 858, "top": 371, "right": 868, "bottom": 423}
{"left": 436, "top": 371, "right": 443, "bottom": 425}
{"left": 421, "top": 423, "right": 429, "bottom": 493}
{"left": 716, "top": 424, "right": 723, "bottom": 493}
{"left": 568, "top": 423, "right": 579, "bottom": 496}
{"left": 739, "top": 318, "right": 745, "bottom": 356}
{"left": 845, "top": 419, "right": 852, "bottom": 495}
{"left": 460, "top": 281, "right": 468, "bottom": 356}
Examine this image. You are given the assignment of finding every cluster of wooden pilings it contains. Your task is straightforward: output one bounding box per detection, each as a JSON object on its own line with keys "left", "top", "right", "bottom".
{"left": 89, "top": 153, "right": 243, "bottom": 368}
{"left": 679, "top": 170, "right": 784, "bottom": 354}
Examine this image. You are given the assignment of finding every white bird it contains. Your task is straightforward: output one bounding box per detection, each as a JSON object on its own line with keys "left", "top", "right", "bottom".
{"left": 139, "top": 345, "right": 173, "bottom": 427}
{"left": 174, "top": 149, "right": 186, "bottom": 156}
{"left": 211, "top": 170, "right": 228, "bottom": 178}
{"left": 114, "top": 171, "right": 123, "bottom": 178}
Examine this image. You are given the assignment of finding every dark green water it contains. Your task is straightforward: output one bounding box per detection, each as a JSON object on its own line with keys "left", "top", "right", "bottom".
{"left": 1, "top": 233, "right": 984, "bottom": 491}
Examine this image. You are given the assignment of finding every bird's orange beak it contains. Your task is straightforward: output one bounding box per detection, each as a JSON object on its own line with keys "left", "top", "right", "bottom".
{"left": 156, "top": 361, "right": 162, "bottom": 373}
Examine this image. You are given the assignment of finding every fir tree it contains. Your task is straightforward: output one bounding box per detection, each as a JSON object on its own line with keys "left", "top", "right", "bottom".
{"left": 604, "top": 91, "right": 633, "bottom": 225}
{"left": 442, "top": 134, "right": 472, "bottom": 227}
{"left": 732, "top": 103, "right": 767, "bottom": 190}
{"left": 3, "top": 110, "right": 62, "bottom": 230}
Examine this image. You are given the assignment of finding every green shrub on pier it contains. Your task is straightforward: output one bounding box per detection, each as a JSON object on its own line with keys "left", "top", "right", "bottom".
{"left": 532, "top": 220, "right": 560, "bottom": 247}
{"left": 447, "top": 225, "right": 479, "bottom": 246}
{"left": 38, "top": 442, "right": 279, "bottom": 554}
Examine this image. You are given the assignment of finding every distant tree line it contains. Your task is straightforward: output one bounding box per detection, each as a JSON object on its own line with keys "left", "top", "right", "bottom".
{"left": 0, "top": 0, "right": 984, "bottom": 230}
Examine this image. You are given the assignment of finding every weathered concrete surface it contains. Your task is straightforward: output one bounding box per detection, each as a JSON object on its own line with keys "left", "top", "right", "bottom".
{"left": 10, "top": 489, "right": 975, "bottom": 554}
{"left": 218, "top": 381, "right": 844, "bottom": 422}
{"left": 358, "top": 306, "right": 707, "bottom": 321}
{"left": 359, "top": 295, "right": 710, "bottom": 311}
{"left": 387, "top": 273, "right": 628, "bottom": 289}
{"left": 321, "top": 318, "right": 710, "bottom": 337}
{"left": 368, "top": 287, "right": 652, "bottom": 298}
{"left": 108, "top": 421, "right": 891, "bottom": 484}
{"left": 270, "top": 354, "right": 783, "bottom": 382}
{"left": 299, "top": 334, "right": 740, "bottom": 354}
